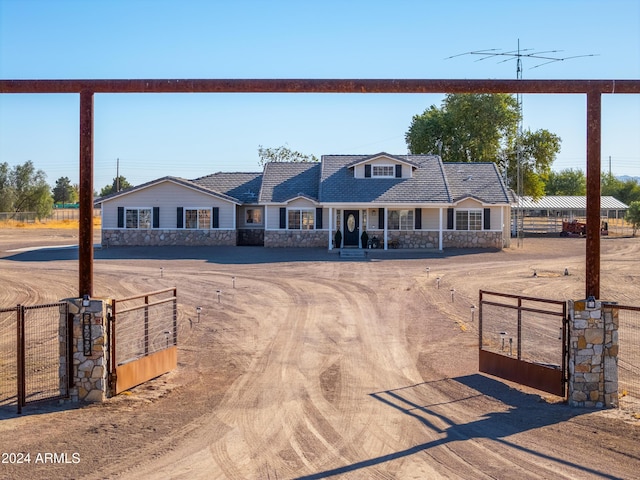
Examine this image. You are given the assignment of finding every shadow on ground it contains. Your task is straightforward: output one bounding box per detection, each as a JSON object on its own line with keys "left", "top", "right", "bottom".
{"left": 296, "top": 374, "right": 616, "bottom": 480}
{"left": 2, "top": 245, "right": 499, "bottom": 264}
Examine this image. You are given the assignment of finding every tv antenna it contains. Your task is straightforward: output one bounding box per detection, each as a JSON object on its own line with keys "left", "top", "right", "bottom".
{"left": 446, "top": 40, "right": 597, "bottom": 247}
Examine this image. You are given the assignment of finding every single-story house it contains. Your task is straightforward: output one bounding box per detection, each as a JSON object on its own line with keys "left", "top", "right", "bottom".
{"left": 96, "top": 152, "right": 513, "bottom": 250}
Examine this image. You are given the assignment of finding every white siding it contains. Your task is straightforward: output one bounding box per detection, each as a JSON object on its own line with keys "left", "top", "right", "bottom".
{"left": 422, "top": 208, "right": 440, "bottom": 229}
{"left": 101, "top": 181, "right": 236, "bottom": 229}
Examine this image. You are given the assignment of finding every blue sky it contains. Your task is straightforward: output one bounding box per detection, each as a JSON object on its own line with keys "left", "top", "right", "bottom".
{"left": 1, "top": 0, "right": 639, "bottom": 191}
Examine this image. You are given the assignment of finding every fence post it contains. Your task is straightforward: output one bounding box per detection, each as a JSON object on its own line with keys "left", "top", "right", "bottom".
{"left": 66, "top": 297, "right": 111, "bottom": 402}
{"left": 568, "top": 299, "right": 619, "bottom": 408}
{"left": 16, "top": 305, "right": 24, "bottom": 414}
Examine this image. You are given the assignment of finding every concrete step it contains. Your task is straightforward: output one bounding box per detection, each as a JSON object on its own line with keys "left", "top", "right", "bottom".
{"left": 339, "top": 249, "right": 366, "bottom": 259}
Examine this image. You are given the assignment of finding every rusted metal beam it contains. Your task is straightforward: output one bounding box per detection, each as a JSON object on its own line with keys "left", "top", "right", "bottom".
{"left": 586, "top": 91, "right": 602, "bottom": 299}
{"left": 2, "top": 78, "right": 639, "bottom": 301}
{"left": 1, "top": 78, "right": 640, "bottom": 94}
{"left": 79, "top": 91, "right": 94, "bottom": 298}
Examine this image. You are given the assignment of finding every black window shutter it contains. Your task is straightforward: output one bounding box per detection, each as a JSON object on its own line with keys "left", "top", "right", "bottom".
{"left": 117, "top": 207, "right": 124, "bottom": 228}
{"left": 395, "top": 164, "right": 402, "bottom": 178}
{"left": 447, "top": 208, "right": 454, "bottom": 230}
{"left": 316, "top": 207, "right": 323, "bottom": 229}
{"left": 279, "top": 207, "right": 286, "bottom": 229}
{"left": 484, "top": 208, "right": 491, "bottom": 230}
{"left": 415, "top": 208, "right": 422, "bottom": 229}
{"left": 177, "top": 207, "right": 184, "bottom": 228}
{"left": 153, "top": 207, "right": 159, "bottom": 228}
{"left": 364, "top": 164, "right": 371, "bottom": 178}
{"left": 212, "top": 207, "right": 219, "bottom": 228}
{"left": 379, "top": 208, "right": 385, "bottom": 229}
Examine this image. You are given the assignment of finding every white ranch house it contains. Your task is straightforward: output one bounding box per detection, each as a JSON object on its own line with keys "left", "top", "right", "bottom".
{"left": 97, "top": 153, "right": 513, "bottom": 250}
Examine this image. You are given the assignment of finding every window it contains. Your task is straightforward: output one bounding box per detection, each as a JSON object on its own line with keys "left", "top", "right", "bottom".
{"left": 125, "top": 208, "right": 151, "bottom": 229}
{"left": 245, "top": 208, "right": 262, "bottom": 224}
{"left": 288, "top": 209, "right": 314, "bottom": 229}
{"left": 372, "top": 165, "right": 395, "bottom": 177}
{"left": 456, "top": 209, "right": 483, "bottom": 230}
{"left": 185, "top": 208, "right": 211, "bottom": 229}
{"left": 387, "top": 209, "right": 413, "bottom": 230}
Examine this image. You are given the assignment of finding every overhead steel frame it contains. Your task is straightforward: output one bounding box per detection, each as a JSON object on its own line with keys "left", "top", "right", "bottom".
{"left": 2, "top": 78, "right": 639, "bottom": 299}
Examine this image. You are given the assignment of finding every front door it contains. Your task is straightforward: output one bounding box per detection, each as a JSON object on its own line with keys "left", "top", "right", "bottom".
{"left": 343, "top": 210, "right": 359, "bottom": 247}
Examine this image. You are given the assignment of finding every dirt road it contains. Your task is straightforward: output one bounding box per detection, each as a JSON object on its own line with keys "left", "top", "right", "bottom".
{"left": 0, "top": 229, "right": 639, "bottom": 479}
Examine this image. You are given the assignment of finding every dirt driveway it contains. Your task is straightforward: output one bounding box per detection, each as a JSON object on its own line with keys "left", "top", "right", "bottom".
{"left": 0, "top": 229, "right": 639, "bottom": 479}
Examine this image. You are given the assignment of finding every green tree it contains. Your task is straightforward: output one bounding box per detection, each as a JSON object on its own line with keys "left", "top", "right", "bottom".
{"left": 544, "top": 169, "right": 586, "bottom": 196}
{"left": 52, "top": 176, "right": 78, "bottom": 204}
{"left": 1, "top": 161, "right": 53, "bottom": 219}
{"left": 99, "top": 176, "right": 132, "bottom": 197}
{"left": 405, "top": 93, "right": 561, "bottom": 199}
{"left": 0, "top": 162, "right": 14, "bottom": 212}
{"left": 601, "top": 173, "right": 640, "bottom": 205}
{"left": 258, "top": 144, "right": 319, "bottom": 167}
{"left": 625, "top": 201, "right": 640, "bottom": 237}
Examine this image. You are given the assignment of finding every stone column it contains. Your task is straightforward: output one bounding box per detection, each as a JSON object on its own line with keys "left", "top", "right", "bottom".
{"left": 568, "top": 299, "right": 619, "bottom": 408}
{"left": 66, "top": 298, "right": 111, "bottom": 402}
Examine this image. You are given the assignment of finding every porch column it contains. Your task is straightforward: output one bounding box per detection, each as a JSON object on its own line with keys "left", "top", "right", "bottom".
{"left": 438, "top": 207, "right": 443, "bottom": 251}
{"left": 328, "top": 207, "right": 333, "bottom": 250}
{"left": 383, "top": 207, "right": 388, "bottom": 250}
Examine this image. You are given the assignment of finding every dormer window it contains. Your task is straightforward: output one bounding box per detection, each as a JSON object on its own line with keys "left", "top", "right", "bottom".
{"left": 363, "top": 163, "right": 403, "bottom": 178}
{"left": 372, "top": 165, "right": 395, "bottom": 177}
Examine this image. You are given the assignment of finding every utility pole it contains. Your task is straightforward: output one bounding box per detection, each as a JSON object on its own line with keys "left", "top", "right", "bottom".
{"left": 447, "top": 41, "right": 596, "bottom": 247}
{"left": 116, "top": 157, "right": 120, "bottom": 192}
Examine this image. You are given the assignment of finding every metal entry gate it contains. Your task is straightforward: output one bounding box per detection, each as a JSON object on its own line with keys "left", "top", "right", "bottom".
{"left": 109, "top": 288, "right": 177, "bottom": 395}
{"left": 617, "top": 304, "right": 640, "bottom": 401}
{"left": 478, "top": 290, "right": 569, "bottom": 397}
{"left": 0, "top": 303, "right": 71, "bottom": 413}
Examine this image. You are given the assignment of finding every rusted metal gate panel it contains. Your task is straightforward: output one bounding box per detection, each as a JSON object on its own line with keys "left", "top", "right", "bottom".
{"left": 109, "top": 288, "right": 177, "bottom": 395}
{"left": 0, "top": 303, "right": 71, "bottom": 414}
{"left": 616, "top": 304, "right": 640, "bottom": 401}
{"left": 479, "top": 290, "right": 568, "bottom": 397}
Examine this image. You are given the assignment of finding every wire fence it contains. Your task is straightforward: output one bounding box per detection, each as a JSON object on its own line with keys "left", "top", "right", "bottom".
{"left": 0, "top": 307, "right": 18, "bottom": 407}
{"left": 619, "top": 306, "right": 640, "bottom": 401}
{"left": 0, "top": 209, "right": 101, "bottom": 223}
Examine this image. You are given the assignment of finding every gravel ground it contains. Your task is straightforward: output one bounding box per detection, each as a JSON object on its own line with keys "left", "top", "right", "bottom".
{"left": 0, "top": 228, "right": 639, "bottom": 479}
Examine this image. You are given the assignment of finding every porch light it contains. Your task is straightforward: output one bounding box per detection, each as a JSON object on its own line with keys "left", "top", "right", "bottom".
{"left": 586, "top": 295, "right": 596, "bottom": 309}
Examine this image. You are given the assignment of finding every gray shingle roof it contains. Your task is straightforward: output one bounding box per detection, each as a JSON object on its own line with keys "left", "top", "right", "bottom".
{"left": 259, "top": 162, "right": 321, "bottom": 203}
{"left": 192, "top": 172, "right": 263, "bottom": 203}
{"left": 95, "top": 176, "right": 240, "bottom": 205}
{"left": 319, "top": 154, "right": 451, "bottom": 204}
{"left": 443, "top": 162, "right": 511, "bottom": 204}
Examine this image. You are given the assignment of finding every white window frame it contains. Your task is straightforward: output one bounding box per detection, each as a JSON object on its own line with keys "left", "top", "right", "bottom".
{"left": 387, "top": 209, "right": 414, "bottom": 230}
{"left": 288, "top": 208, "right": 315, "bottom": 230}
{"left": 372, "top": 164, "right": 395, "bottom": 178}
{"left": 125, "top": 207, "right": 152, "bottom": 229}
{"left": 185, "top": 207, "right": 211, "bottom": 229}
{"left": 455, "top": 209, "right": 483, "bottom": 231}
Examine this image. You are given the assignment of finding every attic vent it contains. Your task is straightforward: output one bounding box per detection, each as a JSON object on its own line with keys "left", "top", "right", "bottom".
{"left": 464, "top": 175, "right": 473, "bottom": 181}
